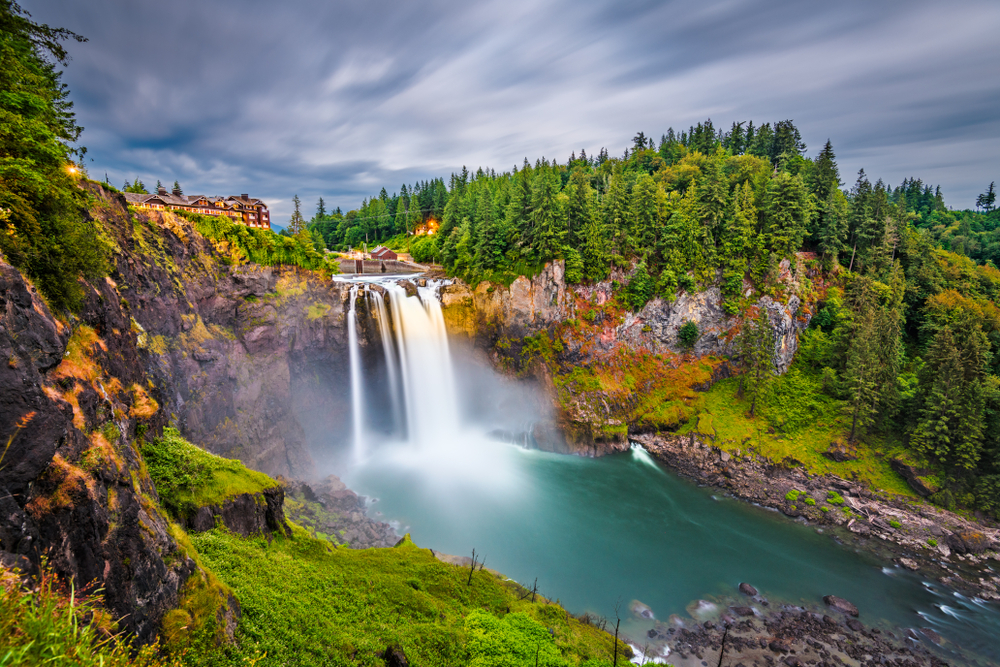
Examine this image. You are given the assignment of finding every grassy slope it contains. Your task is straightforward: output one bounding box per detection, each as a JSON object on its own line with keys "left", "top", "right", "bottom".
{"left": 188, "top": 527, "right": 623, "bottom": 667}
{"left": 678, "top": 370, "right": 916, "bottom": 497}
{"left": 142, "top": 428, "right": 278, "bottom": 516}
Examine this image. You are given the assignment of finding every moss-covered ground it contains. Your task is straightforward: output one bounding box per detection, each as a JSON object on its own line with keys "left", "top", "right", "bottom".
{"left": 141, "top": 428, "right": 278, "bottom": 518}
{"left": 185, "top": 527, "right": 624, "bottom": 667}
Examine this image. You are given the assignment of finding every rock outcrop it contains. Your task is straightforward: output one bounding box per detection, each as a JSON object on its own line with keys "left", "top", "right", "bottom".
{"left": 185, "top": 486, "right": 291, "bottom": 538}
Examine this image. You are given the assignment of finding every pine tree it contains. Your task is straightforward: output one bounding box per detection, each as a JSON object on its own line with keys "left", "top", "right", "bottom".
{"left": 580, "top": 214, "right": 610, "bottom": 281}
{"left": 843, "top": 269, "right": 904, "bottom": 441}
{"left": 474, "top": 185, "right": 505, "bottom": 272}
{"left": 737, "top": 307, "right": 776, "bottom": 416}
{"left": 719, "top": 181, "right": 759, "bottom": 312}
{"left": 316, "top": 197, "right": 326, "bottom": 220}
{"left": 288, "top": 194, "right": 305, "bottom": 235}
{"left": 629, "top": 173, "right": 659, "bottom": 253}
{"left": 172, "top": 179, "right": 182, "bottom": 195}
{"left": 528, "top": 166, "right": 565, "bottom": 263}
{"left": 602, "top": 165, "right": 629, "bottom": 264}
{"left": 564, "top": 169, "right": 594, "bottom": 246}
{"left": 911, "top": 323, "right": 988, "bottom": 472}
{"left": 763, "top": 172, "right": 810, "bottom": 258}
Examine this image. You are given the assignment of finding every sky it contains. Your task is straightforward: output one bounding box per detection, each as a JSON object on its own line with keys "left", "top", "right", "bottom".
{"left": 26, "top": 0, "right": 1000, "bottom": 223}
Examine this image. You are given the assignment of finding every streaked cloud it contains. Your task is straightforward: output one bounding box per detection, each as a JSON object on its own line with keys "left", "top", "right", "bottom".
{"left": 26, "top": 0, "right": 1000, "bottom": 221}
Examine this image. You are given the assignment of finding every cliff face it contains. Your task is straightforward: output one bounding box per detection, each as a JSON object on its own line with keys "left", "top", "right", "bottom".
{"left": 0, "top": 243, "right": 193, "bottom": 643}
{"left": 442, "top": 258, "right": 812, "bottom": 373}
{"left": 84, "top": 187, "right": 361, "bottom": 479}
{"left": 0, "top": 185, "right": 367, "bottom": 642}
{"left": 439, "top": 257, "right": 816, "bottom": 454}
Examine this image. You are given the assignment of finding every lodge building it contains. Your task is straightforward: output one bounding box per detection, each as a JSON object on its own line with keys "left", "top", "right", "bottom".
{"left": 123, "top": 186, "right": 270, "bottom": 229}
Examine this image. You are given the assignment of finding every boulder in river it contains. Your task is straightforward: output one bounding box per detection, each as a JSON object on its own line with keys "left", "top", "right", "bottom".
{"left": 739, "top": 582, "right": 758, "bottom": 596}
{"left": 823, "top": 595, "right": 859, "bottom": 617}
{"left": 630, "top": 600, "right": 655, "bottom": 619}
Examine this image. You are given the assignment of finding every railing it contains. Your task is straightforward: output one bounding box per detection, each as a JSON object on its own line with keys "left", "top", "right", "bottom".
{"left": 337, "top": 258, "right": 424, "bottom": 274}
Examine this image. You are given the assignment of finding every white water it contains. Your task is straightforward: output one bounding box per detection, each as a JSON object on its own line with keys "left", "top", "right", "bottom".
{"left": 347, "top": 284, "right": 366, "bottom": 461}
{"left": 370, "top": 290, "right": 402, "bottom": 434}
{"left": 339, "top": 276, "right": 518, "bottom": 492}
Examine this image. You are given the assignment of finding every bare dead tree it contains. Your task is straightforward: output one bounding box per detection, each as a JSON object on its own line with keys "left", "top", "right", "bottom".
{"left": 613, "top": 597, "right": 622, "bottom": 667}
{"left": 531, "top": 577, "right": 538, "bottom": 603}
{"left": 467, "top": 549, "right": 479, "bottom": 586}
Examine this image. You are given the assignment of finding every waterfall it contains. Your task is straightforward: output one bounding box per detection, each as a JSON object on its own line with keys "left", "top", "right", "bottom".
{"left": 370, "top": 290, "right": 402, "bottom": 435}
{"left": 383, "top": 282, "right": 462, "bottom": 448}
{"left": 347, "top": 284, "right": 366, "bottom": 461}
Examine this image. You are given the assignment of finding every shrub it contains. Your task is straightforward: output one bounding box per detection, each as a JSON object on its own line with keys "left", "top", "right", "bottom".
{"left": 678, "top": 320, "right": 700, "bottom": 349}
{"left": 889, "top": 519, "right": 901, "bottom": 529}
{"left": 410, "top": 235, "right": 439, "bottom": 264}
{"left": 821, "top": 506, "right": 830, "bottom": 513}
{"left": 785, "top": 489, "right": 801, "bottom": 502}
{"left": 804, "top": 497, "right": 816, "bottom": 506}
{"left": 927, "top": 538, "right": 938, "bottom": 547}
{"left": 826, "top": 491, "right": 845, "bottom": 505}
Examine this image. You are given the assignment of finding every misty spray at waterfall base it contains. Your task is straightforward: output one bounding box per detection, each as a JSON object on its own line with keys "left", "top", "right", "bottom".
{"left": 325, "top": 277, "right": 544, "bottom": 497}
{"left": 314, "top": 276, "right": 1000, "bottom": 665}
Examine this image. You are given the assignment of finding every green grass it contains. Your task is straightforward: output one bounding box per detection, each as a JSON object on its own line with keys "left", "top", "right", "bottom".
{"left": 0, "top": 564, "right": 173, "bottom": 666}
{"left": 142, "top": 428, "right": 279, "bottom": 519}
{"left": 680, "top": 372, "right": 916, "bottom": 497}
{"left": 186, "top": 528, "right": 624, "bottom": 667}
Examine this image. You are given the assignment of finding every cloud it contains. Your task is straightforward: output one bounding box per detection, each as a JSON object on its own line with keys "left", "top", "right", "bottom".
{"left": 25, "top": 0, "right": 1000, "bottom": 220}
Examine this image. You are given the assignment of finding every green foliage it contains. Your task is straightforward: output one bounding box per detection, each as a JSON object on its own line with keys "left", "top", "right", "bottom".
{"left": 889, "top": 519, "right": 901, "bottom": 529}
{"left": 0, "top": 563, "right": 172, "bottom": 666}
{"left": 927, "top": 538, "right": 938, "bottom": 547}
{"left": 409, "top": 235, "right": 439, "bottom": 264}
{"left": 0, "top": 3, "right": 110, "bottom": 309}
{"left": 185, "top": 527, "right": 623, "bottom": 667}
{"left": 142, "top": 428, "right": 278, "bottom": 519}
{"left": 826, "top": 491, "right": 845, "bottom": 505}
{"left": 622, "top": 261, "right": 654, "bottom": 311}
{"left": 465, "top": 610, "right": 567, "bottom": 667}
{"left": 804, "top": 497, "right": 816, "bottom": 506}
{"left": 677, "top": 320, "right": 699, "bottom": 349}
{"left": 784, "top": 489, "right": 800, "bottom": 502}
{"left": 177, "top": 211, "right": 335, "bottom": 273}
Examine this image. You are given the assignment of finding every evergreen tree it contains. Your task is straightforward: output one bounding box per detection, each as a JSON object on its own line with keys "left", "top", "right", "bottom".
{"left": 763, "top": 172, "right": 810, "bottom": 258}
{"left": 316, "top": 197, "right": 326, "bottom": 221}
{"left": 911, "top": 323, "right": 988, "bottom": 473}
{"left": 172, "top": 179, "right": 182, "bottom": 194}
{"left": 288, "top": 194, "right": 305, "bottom": 235}
{"left": 720, "top": 181, "right": 760, "bottom": 312}
{"left": 737, "top": 307, "right": 776, "bottom": 416}
{"left": 629, "top": 173, "right": 660, "bottom": 252}
{"left": 579, "top": 214, "right": 610, "bottom": 281}
{"left": 843, "top": 269, "right": 904, "bottom": 441}
{"left": 602, "top": 165, "right": 629, "bottom": 264}
{"left": 394, "top": 197, "right": 408, "bottom": 235}
{"left": 528, "top": 166, "right": 565, "bottom": 263}
{"left": 474, "top": 185, "right": 505, "bottom": 272}
{"left": 564, "top": 169, "right": 594, "bottom": 246}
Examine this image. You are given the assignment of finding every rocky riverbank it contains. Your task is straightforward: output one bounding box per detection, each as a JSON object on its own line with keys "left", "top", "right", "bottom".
{"left": 627, "top": 592, "right": 953, "bottom": 667}
{"left": 633, "top": 433, "right": 1000, "bottom": 602}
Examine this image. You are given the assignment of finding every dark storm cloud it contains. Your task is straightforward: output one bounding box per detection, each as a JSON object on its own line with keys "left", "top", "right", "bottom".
{"left": 24, "top": 0, "right": 1000, "bottom": 220}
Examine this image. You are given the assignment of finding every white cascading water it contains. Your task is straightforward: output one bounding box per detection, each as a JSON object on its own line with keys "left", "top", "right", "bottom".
{"left": 346, "top": 284, "right": 366, "bottom": 461}
{"left": 340, "top": 276, "right": 519, "bottom": 493}
{"left": 370, "top": 290, "right": 403, "bottom": 434}
{"left": 383, "top": 282, "right": 462, "bottom": 448}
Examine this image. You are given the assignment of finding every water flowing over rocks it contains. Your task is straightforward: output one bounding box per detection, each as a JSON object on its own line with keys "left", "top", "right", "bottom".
{"left": 633, "top": 433, "right": 1000, "bottom": 601}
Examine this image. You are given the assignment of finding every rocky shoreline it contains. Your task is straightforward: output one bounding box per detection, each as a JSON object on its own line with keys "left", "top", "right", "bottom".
{"left": 626, "top": 591, "right": 954, "bottom": 667}
{"left": 632, "top": 433, "right": 1000, "bottom": 602}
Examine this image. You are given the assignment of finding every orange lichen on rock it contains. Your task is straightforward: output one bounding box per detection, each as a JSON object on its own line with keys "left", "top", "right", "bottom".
{"left": 130, "top": 383, "right": 159, "bottom": 419}
{"left": 51, "top": 325, "right": 105, "bottom": 383}
{"left": 26, "top": 455, "right": 96, "bottom": 518}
